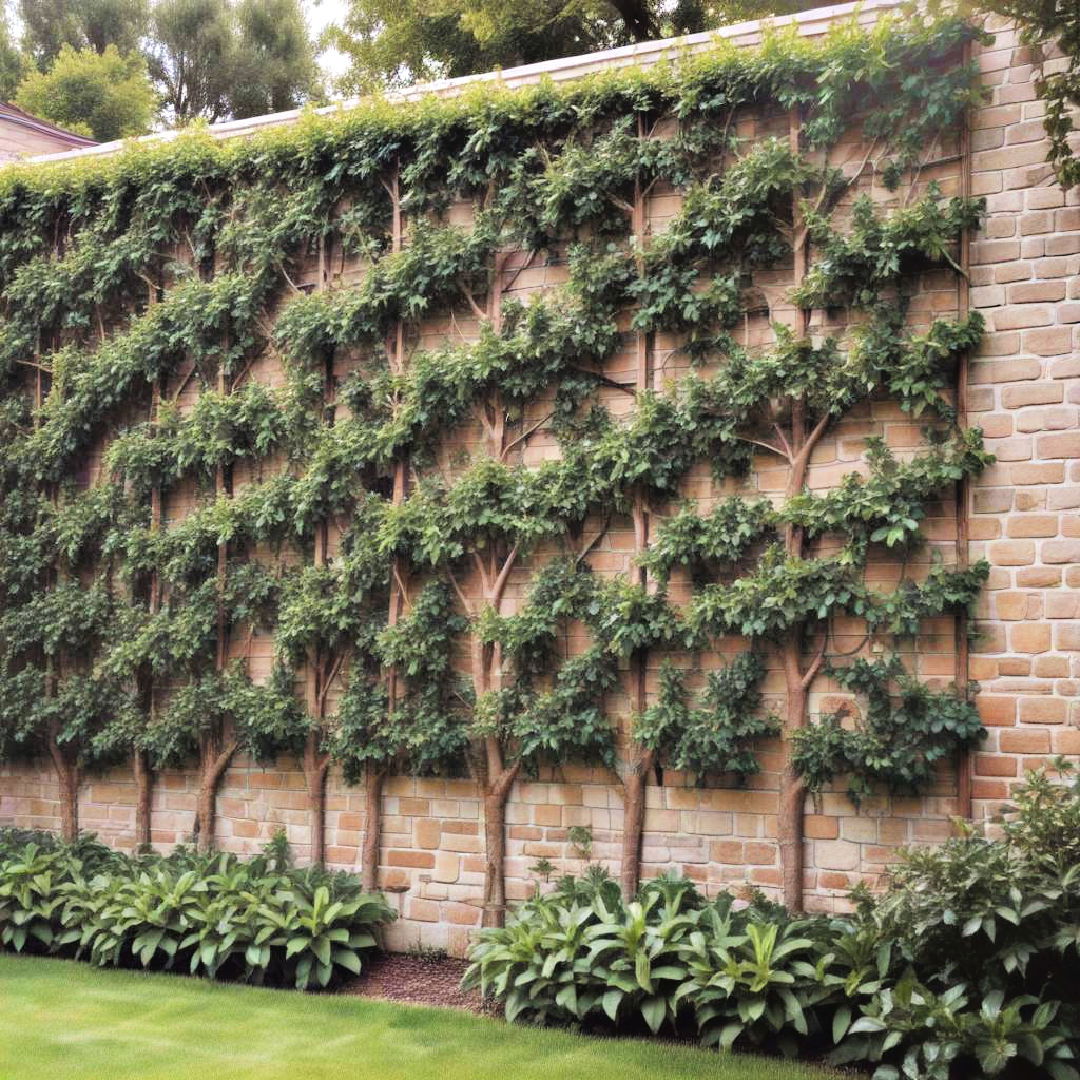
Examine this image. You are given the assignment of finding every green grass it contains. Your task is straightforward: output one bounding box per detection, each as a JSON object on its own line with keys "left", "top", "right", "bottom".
{"left": 0, "top": 953, "right": 837, "bottom": 1080}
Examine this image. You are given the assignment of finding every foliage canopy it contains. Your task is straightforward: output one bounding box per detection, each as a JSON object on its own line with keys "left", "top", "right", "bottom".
{"left": 0, "top": 9, "right": 990, "bottom": 913}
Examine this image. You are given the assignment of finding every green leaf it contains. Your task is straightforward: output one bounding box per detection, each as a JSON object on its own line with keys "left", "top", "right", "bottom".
{"left": 640, "top": 996, "right": 666, "bottom": 1035}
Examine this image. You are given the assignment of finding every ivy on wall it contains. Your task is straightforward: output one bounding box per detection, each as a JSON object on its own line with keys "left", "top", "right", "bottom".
{"left": 0, "top": 9, "right": 992, "bottom": 920}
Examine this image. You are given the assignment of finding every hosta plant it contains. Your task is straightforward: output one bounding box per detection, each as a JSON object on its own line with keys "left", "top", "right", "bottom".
{"left": 0, "top": 832, "right": 393, "bottom": 990}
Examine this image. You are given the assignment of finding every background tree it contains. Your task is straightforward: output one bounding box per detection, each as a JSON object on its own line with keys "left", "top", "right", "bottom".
{"left": 14, "top": 44, "right": 155, "bottom": 140}
{"left": 326, "top": 0, "right": 823, "bottom": 91}
{"left": 146, "top": 0, "right": 318, "bottom": 123}
{"left": 17, "top": 0, "right": 148, "bottom": 69}
{"left": 0, "top": 11, "right": 25, "bottom": 99}
{"left": 230, "top": 0, "right": 320, "bottom": 118}
{"left": 146, "top": 0, "right": 239, "bottom": 122}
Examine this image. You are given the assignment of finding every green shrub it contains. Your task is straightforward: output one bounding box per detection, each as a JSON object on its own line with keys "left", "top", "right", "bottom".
{"left": 0, "top": 830, "right": 393, "bottom": 989}
{"left": 831, "top": 979, "right": 1077, "bottom": 1080}
{"left": 465, "top": 764, "right": 1080, "bottom": 1077}
{"left": 464, "top": 869, "right": 846, "bottom": 1050}
{"left": 864, "top": 759, "right": 1080, "bottom": 1008}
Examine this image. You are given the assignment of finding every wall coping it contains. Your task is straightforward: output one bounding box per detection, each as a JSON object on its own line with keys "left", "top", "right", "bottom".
{"left": 24, "top": 0, "right": 903, "bottom": 166}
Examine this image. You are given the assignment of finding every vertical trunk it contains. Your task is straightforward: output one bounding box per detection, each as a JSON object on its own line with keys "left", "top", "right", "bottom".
{"left": 618, "top": 746, "right": 654, "bottom": 899}
{"left": 361, "top": 764, "right": 385, "bottom": 892}
{"left": 197, "top": 354, "right": 233, "bottom": 856}
{"left": 774, "top": 106, "right": 814, "bottom": 913}
{"left": 477, "top": 610, "right": 517, "bottom": 925}
{"left": 305, "top": 263, "right": 339, "bottom": 865}
{"left": 303, "top": 733, "right": 329, "bottom": 867}
{"left": 776, "top": 428, "right": 811, "bottom": 912}
{"left": 195, "top": 768, "right": 216, "bottom": 854}
{"left": 372, "top": 164, "right": 405, "bottom": 894}
{"left": 482, "top": 789, "right": 509, "bottom": 927}
{"left": 481, "top": 758, "right": 520, "bottom": 928}
{"left": 779, "top": 640, "right": 808, "bottom": 911}
{"left": 617, "top": 141, "right": 654, "bottom": 901}
{"left": 475, "top": 643, "right": 519, "bottom": 925}
{"left": 48, "top": 735, "right": 79, "bottom": 843}
{"left": 475, "top": 252, "right": 518, "bottom": 929}
{"left": 133, "top": 748, "right": 152, "bottom": 850}
{"left": 195, "top": 740, "right": 236, "bottom": 853}
{"left": 478, "top": 632, "right": 513, "bottom": 926}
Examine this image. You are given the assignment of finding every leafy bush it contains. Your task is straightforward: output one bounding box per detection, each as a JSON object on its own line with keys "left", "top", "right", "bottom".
{"left": 858, "top": 759, "right": 1080, "bottom": 1018}
{"left": 0, "top": 830, "right": 393, "bottom": 989}
{"left": 464, "top": 868, "right": 846, "bottom": 1050}
{"left": 465, "top": 764, "right": 1080, "bottom": 1078}
{"left": 831, "top": 980, "right": 1077, "bottom": 1080}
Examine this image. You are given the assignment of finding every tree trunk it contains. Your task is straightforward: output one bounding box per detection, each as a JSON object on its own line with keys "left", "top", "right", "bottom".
{"left": 618, "top": 747, "right": 654, "bottom": 899}
{"left": 133, "top": 748, "right": 152, "bottom": 850}
{"left": 480, "top": 783, "right": 509, "bottom": 927}
{"left": 48, "top": 737, "right": 79, "bottom": 843}
{"left": 480, "top": 758, "right": 520, "bottom": 928}
{"left": 194, "top": 740, "right": 236, "bottom": 853}
{"left": 776, "top": 105, "right": 816, "bottom": 913}
{"left": 195, "top": 774, "right": 216, "bottom": 854}
{"left": 773, "top": 430, "right": 825, "bottom": 913}
{"left": 618, "top": 158, "right": 655, "bottom": 904}
{"left": 361, "top": 765, "right": 385, "bottom": 892}
{"left": 482, "top": 790, "right": 507, "bottom": 927}
{"left": 303, "top": 734, "right": 329, "bottom": 867}
{"left": 779, "top": 638, "right": 809, "bottom": 912}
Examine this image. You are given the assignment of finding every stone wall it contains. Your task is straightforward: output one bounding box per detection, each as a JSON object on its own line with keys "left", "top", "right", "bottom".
{"left": 1, "top": 752, "right": 966, "bottom": 954}
{"left": 2, "top": 4, "right": 1079, "bottom": 956}
{"left": 965, "top": 21, "right": 1080, "bottom": 811}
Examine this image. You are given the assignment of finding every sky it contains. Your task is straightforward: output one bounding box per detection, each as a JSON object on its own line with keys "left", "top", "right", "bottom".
{"left": 304, "top": 0, "right": 351, "bottom": 83}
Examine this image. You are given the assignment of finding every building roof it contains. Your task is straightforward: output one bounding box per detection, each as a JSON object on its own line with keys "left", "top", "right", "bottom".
{"left": 25, "top": 0, "right": 900, "bottom": 166}
{"left": 0, "top": 102, "right": 98, "bottom": 149}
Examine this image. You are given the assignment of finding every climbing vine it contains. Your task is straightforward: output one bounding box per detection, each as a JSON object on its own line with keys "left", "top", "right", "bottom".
{"left": 0, "top": 9, "right": 992, "bottom": 919}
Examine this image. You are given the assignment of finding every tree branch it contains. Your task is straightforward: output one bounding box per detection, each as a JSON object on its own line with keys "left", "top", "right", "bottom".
{"left": 447, "top": 567, "right": 471, "bottom": 615}
{"left": 744, "top": 436, "right": 791, "bottom": 460}
{"left": 490, "top": 545, "right": 519, "bottom": 610}
{"left": 802, "top": 634, "right": 829, "bottom": 690}
{"left": 576, "top": 514, "right": 611, "bottom": 564}
{"left": 319, "top": 649, "right": 349, "bottom": 709}
{"left": 500, "top": 411, "right": 554, "bottom": 461}
{"left": 461, "top": 283, "right": 487, "bottom": 321}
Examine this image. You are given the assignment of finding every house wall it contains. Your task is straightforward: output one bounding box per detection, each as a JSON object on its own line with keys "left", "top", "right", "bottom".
{"left": 0, "top": 121, "right": 91, "bottom": 160}
{"left": 2, "top": 8, "right": 1078, "bottom": 957}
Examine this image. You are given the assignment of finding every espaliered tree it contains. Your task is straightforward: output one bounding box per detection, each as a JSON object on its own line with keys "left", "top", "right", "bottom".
{"left": 375, "top": 243, "right": 616, "bottom": 924}
{"left": 0, "top": 9, "right": 994, "bottom": 919}
{"left": 603, "top": 134, "right": 812, "bottom": 898}
{"left": 0, "top": 495, "right": 133, "bottom": 840}
{"left": 275, "top": 495, "right": 391, "bottom": 870}
{"left": 679, "top": 187, "right": 992, "bottom": 907}
{"left": 379, "top": 160, "right": 408, "bottom": 890}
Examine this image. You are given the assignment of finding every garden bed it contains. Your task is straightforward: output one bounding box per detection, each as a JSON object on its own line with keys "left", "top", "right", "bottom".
{"left": 341, "top": 951, "right": 501, "bottom": 1016}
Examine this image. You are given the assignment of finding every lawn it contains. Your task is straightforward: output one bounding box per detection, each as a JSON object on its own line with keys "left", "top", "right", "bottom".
{"left": 0, "top": 954, "right": 837, "bottom": 1080}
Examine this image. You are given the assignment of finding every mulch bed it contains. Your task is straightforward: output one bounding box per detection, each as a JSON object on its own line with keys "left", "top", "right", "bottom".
{"left": 341, "top": 952, "right": 502, "bottom": 1017}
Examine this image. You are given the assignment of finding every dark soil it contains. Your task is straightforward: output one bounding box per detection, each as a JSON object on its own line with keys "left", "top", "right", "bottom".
{"left": 341, "top": 952, "right": 502, "bottom": 1017}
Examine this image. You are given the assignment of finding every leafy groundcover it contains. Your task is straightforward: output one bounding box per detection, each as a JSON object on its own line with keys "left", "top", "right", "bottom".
{"left": 465, "top": 763, "right": 1080, "bottom": 1079}
{"left": 0, "top": 829, "right": 393, "bottom": 989}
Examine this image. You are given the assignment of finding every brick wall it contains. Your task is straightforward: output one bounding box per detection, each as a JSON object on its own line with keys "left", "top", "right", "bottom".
{"left": 2, "top": 6, "right": 1078, "bottom": 956}
{"left": 965, "top": 20, "right": 1080, "bottom": 811}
